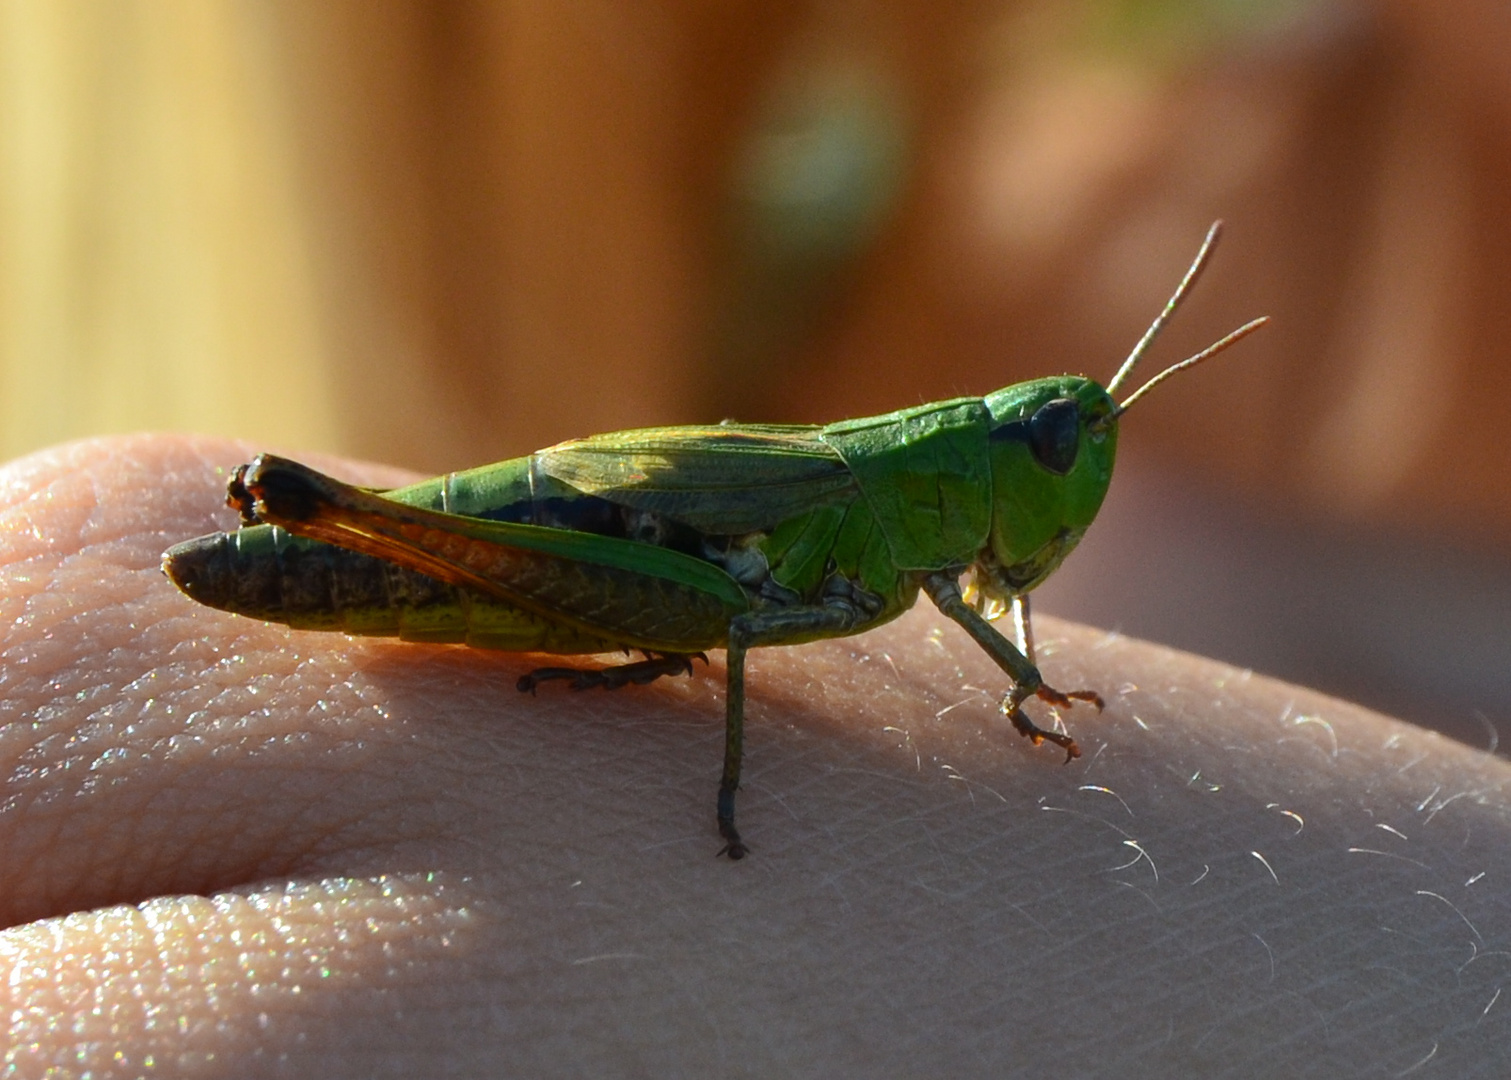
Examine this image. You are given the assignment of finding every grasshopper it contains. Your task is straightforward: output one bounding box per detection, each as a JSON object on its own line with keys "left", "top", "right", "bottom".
{"left": 163, "top": 222, "right": 1265, "bottom": 858}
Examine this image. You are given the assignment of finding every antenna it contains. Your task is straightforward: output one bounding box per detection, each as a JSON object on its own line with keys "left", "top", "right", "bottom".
{"left": 1111, "top": 315, "right": 1269, "bottom": 417}
{"left": 1106, "top": 220, "right": 1223, "bottom": 398}
{"left": 1102, "top": 220, "right": 1269, "bottom": 418}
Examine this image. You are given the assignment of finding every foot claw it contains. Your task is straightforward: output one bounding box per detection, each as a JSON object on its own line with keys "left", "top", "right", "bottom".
{"left": 1036, "top": 684, "right": 1104, "bottom": 712}
{"left": 1006, "top": 707, "right": 1082, "bottom": 762}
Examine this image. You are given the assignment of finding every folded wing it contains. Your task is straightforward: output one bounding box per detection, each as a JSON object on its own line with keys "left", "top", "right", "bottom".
{"left": 535, "top": 424, "right": 859, "bottom": 535}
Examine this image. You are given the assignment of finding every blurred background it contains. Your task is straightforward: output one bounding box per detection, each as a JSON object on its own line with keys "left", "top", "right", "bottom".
{"left": 1, "top": 0, "right": 1507, "bottom": 746}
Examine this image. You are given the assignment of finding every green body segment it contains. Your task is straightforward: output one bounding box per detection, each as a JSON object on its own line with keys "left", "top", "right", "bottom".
{"left": 189, "top": 521, "right": 628, "bottom": 654}
{"left": 174, "top": 457, "right": 755, "bottom": 654}
{"left": 981, "top": 376, "right": 1118, "bottom": 592}
{"left": 165, "top": 374, "right": 1121, "bottom": 657}
{"left": 819, "top": 397, "right": 993, "bottom": 570}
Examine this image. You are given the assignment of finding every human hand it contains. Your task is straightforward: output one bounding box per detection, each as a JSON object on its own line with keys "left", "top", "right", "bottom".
{"left": 4, "top": 435, "right": 1509, "bottom": 1077}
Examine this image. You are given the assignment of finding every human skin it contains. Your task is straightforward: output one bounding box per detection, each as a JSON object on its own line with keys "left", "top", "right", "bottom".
{"left": 2, "top": 435, "right": 1510, "bottom": 1078}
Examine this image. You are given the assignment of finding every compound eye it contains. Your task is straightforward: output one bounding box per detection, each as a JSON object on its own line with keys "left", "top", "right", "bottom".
{"left": 1029, "top": 398, "right": 1080, "bottom": 475}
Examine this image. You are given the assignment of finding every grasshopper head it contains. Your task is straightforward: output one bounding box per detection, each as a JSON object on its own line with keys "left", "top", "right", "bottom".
{"left": 975, "top": 376, "right": 1118, "bottom": 603}
{"left": 968, "top": 222, "right": 1269, "bottom": 614}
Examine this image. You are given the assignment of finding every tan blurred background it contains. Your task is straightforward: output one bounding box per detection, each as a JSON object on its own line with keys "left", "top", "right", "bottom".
{"left": 1, "top": 0, "right": 1507, "bottom": 744}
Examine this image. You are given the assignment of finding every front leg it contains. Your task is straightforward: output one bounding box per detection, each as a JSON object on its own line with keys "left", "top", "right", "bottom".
{"left": 922, "top": 572, "right": 1102, "bottom": 761}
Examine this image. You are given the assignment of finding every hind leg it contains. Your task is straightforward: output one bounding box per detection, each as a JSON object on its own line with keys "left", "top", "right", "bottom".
{"left": 517, "top": 652, "right": 706, "bottom": 693}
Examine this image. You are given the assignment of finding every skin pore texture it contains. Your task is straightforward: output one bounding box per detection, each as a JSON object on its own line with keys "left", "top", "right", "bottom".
{"left": 3, "top": 434, "right": 1511, "bottom": 1078}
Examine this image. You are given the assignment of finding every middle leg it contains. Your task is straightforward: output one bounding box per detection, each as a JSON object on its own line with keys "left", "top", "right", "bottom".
{"left": 718, "top": 604, "right": 866, "bottom": 858}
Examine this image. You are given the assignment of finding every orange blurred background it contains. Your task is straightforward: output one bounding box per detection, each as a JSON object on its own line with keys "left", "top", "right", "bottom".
{"left": 1, "top": 0, "right": 1507, "bottom": 744}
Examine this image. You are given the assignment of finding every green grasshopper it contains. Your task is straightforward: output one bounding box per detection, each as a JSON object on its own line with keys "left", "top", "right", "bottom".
{"left": 163, "top": 221, "right": 1265, "bottom": 858}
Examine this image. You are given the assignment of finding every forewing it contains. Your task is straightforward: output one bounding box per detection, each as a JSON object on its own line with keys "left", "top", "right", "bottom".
{"left": 536, "top": 424, "right": 858, "bottom": 535}
{"left": 235, "top": 455, "right": 749, "bottom": 652}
